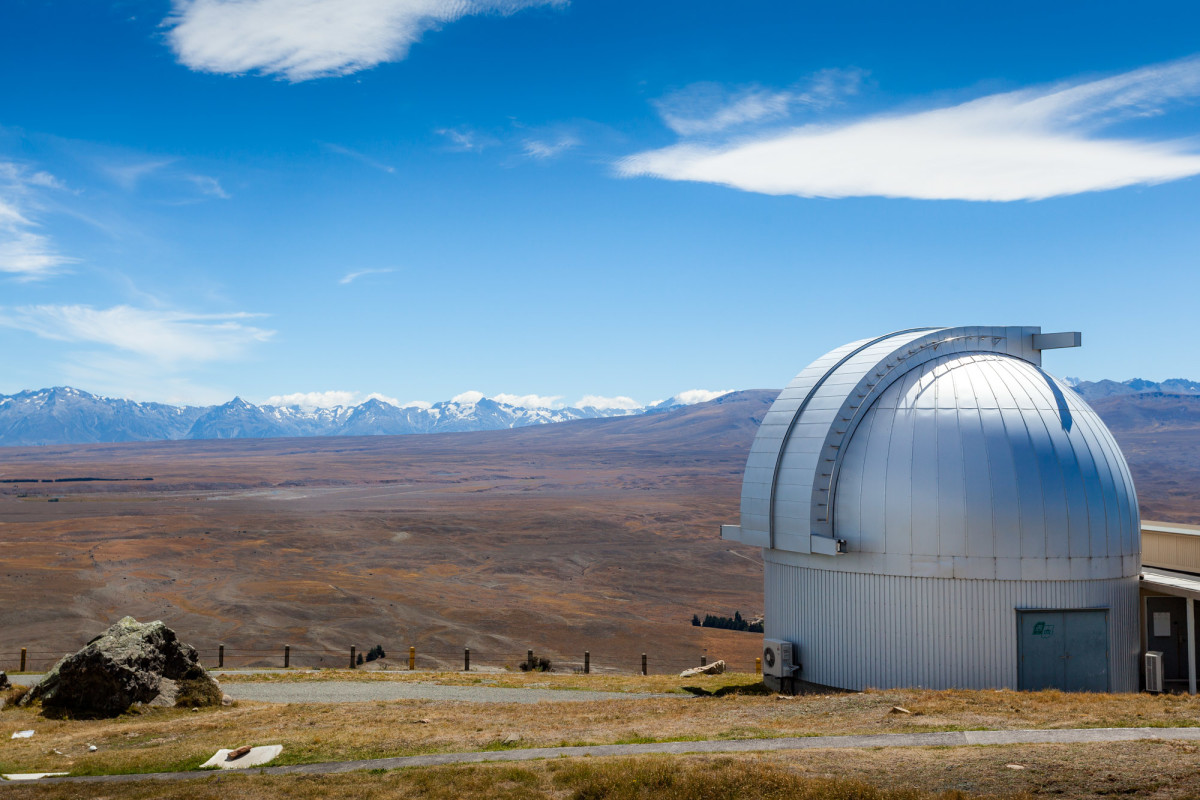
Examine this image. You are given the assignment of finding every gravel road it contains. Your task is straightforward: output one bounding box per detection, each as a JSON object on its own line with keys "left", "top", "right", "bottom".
{"left": 10, "top": 672, "right": 676, "bottom": 704}
{"left": 222, "top": 681, "right": 675, "bottom": 704}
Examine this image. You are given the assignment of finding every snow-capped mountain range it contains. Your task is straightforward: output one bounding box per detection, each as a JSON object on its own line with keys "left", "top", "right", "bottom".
{"left": 0, "top": 387, "right": 730, "bottom": 447}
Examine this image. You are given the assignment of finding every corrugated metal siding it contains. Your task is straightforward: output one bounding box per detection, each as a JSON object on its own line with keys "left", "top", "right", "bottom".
{"left": 765, "top": 559, "right": 1139, "bottom": 691}
{"left": 1143, "top": 529, "right": 1200, "bottom": 574}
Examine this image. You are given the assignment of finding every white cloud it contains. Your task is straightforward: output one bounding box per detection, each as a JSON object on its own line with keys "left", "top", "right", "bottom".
{"left": 187, "top": 174, "right": 230, "bottom": 199}
{"left": 621, "top": 56, "right": 1200, "bottom": 202}
{"left": 267, "top": 390, "right": 359, "bottom": 408}
{"left": 491, "top": 392, "right": 564, "bottom": 408}
{"left": 670, "top": 389, "right": 731, "bottom": 405}
{"left": 451, "top": 390, "right": 485, "bottom": 404}
{"left": 522, "top": 133, "right": 580, "bottom": 160}
{"left": 435, "top": 127, "right": 491, "bottom": 152}
{"left": 655, "top": 69, "right": 865, "bottom": 137}
{"left": 576, "top": 394, "right": 640, "bottom": 411}
{"left": 0, "top": 305, "right": 274, "bottom": 364}
{"left": 102, "top": 159, "right": 174, "bottom": 190}
{"left": 166, "top": 0, "right": 563, "bottom": 82}
{"left": 0, "top": 163, "right": 78, "bottom": 280}
{"left": 339, "top": 267, "right": 395, "bottom": 285}
{"left": 265, "top": 390, "right": 403, "bottom": 409}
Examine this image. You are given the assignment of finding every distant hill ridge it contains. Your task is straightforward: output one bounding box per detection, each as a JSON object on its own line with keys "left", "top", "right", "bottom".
{"left": 0, "top": 386, "right": 721, "bottom": 447}
{"left": 1065, "top": 377, "right": 1200, "bottom": 399}
{"left": 1, "top": 378, "right": 1197, "bottom": 447}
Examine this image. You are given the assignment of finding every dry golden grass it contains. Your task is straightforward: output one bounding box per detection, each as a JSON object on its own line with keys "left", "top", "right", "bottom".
{"left": 6, "top": 676, "right": 1200, "bottom": 779}
{"left": 6, "top": 742, "right": 1200, "bottom": 800}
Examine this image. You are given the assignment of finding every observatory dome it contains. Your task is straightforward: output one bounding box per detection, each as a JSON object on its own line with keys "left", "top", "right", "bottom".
{"left": 724, "top": 326, "right": 1141, "bottom": 692}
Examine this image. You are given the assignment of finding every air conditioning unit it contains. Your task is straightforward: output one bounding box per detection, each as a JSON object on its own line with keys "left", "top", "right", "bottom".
{"left": 1145, "top": 651, "right": 1164, "bottom": 693}
{"left": 762, "top": 639, "right": 798, "bottom": 678}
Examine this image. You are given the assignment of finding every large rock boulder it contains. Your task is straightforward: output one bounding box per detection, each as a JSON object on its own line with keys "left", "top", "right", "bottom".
{"left": 22, "top": 617, "right": 220, "bottom": 716}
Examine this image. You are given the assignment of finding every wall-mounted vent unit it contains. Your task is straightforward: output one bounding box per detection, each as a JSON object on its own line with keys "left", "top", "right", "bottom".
{"left": 762, "top": 639, "right": 798, "bottom": 679}
{"left": 1145, "top": 651, "right": 1164, "bottom": 693}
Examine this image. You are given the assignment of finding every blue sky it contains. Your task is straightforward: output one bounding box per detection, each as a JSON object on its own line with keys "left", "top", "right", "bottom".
{"left": 1, "top": 1, "right": 1198, "bottom": 409}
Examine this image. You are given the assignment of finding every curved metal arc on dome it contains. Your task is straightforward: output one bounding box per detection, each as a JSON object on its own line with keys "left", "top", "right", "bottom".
{"left": 813, "top": 330, "right": 1039, "bottom": 542}
{"left": 766, "top": 327, "right": 941, "bottom": 549}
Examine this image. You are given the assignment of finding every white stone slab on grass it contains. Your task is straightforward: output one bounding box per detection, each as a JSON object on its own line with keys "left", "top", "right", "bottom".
{"left": 200, "top": 745, "right": 283, "bottom": 770}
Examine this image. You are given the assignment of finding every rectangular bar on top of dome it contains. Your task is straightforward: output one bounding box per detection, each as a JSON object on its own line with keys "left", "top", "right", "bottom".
{"left": 1032, "top": 332, "right": 1082, "bottom": 350}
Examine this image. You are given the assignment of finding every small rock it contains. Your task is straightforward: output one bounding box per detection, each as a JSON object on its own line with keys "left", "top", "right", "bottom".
{"left": 679, "top": 660, "right": 727, "bottom": 678}
{"left": 1006, "top": 764, "right": 1025, "bottom": 770}
{"left": 221, "top": 694, "right": 233, "bottom": 706}
{"left": 11, "top": 730, "right": 34, "bottom": 739}
{"left": 191, "top": 707, "right": 200, "bottom": 713}
{"left": 226, "top": 745, "right": 253, "bottom": 761}
{"left": 88, "top": 744, "right": 98, "bottom": 752}
{"left": 417, "top": 718, "right": 431, "bottom": 724}
{"left": 0, "top": 671, "right": 9, "bottom": 690}
{"left": 501, "top": 733, "right": 521, "bottom": 744}
{"left": 889, "top": 706, "right": 912, "bottom": 715}
{"left": 51, "top": 749, "right": 63, "bottom": 756}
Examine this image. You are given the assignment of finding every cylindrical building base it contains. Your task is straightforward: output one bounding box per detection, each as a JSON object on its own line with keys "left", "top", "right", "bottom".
{"left": 764, "top": 557, "right": 1140, "bottom": 692}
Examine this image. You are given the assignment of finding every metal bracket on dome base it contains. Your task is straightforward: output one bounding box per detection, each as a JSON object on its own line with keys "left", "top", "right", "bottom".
{"left": 810, "top": 535, "right": 846, "bottom": 556}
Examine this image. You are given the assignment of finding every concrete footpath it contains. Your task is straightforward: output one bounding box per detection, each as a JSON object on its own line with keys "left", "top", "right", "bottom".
{"left": 8, "top": 726, "right": 1200, "bottom": 786}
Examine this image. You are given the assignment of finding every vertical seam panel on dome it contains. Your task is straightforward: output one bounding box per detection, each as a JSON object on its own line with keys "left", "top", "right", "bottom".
{"left": 1002, "top": 359, "right": 1051, "bottom": 565}
{"left": 977, "top": 358, "right": 1021, "bottom": 561}
{"left": 856, "top": 385, "right": 890, "bottom": 554}
{"left": 1069, "top": 404, "right": 1109, "bottom": 560}
{"left": 960, "top": 355, "right": 994, "bottom": 559}
{"left": 1064, "top": 396, "right": 1108, "bottom": 563}
{"left": 766, "top": 328, "right": 938, "bottom": 548}
{"left": 1009, "top": 362, "right": 1072, "bottom": 563}
{"left": 936, "top": 357, "right": 968, "bottom": 558}
{"left": 1073, "top": 396, "right": 1132, "bottom": 562}
{"left": 1080, "top": 398, "right": 1123, "bottom": 561}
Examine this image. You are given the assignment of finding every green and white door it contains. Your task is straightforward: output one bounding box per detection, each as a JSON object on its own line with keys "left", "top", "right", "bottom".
{"left": 1017, "top": 609, "right": 1110, "bottom": 692}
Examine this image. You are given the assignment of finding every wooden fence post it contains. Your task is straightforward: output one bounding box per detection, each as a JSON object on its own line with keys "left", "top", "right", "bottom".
{"left": 350, "top": 646, "right": 356, "bottom": 669}
{"left": 527, "top": 648, "right": 533, "bottom": 669}
{"left": 409, "top": 646, "right": 416, "bottom": 670}
{"left": 218, "top": 645, "right": 224, "bottom": 669}
{"left": 701, "top": 655, "right": 707, "bottom": 667}
{"left": 756, "top": 657, "right": 762, "bottom": 676}
{"left": 584, "top": 651, "right": 590, "bottom": 674}
{"left": 20, "top": 647, "right": 26, "bottom": 672}
{"left": 641, "top": 653, "right": 647, "bottom": 676}
{"left": 284, "top": 645, "right": 290, "bottom": 668}
{"left": 464, "top": 648, "right": 470, "bottom": 672}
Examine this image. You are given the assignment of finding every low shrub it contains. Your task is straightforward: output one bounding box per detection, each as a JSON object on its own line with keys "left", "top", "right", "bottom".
{"left": 175, "top": 678, "right": 223, "bottom": 708}
{"left": 519, "top": 656, "right": 552, "bottom": 672}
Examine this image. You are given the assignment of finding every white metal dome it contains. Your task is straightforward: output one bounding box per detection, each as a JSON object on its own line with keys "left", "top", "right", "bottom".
{"left": 722, "top": 326, "right": 1142, "bottom": 691}
{"left": 832, "top": 351, "right": 1139, "bottom": 579}
{"left": 729, "top": 326, "right": 1139, "bottom": 578}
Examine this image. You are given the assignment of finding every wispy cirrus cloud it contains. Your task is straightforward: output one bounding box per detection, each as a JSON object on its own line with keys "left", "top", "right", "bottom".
{"left": 654, "top": 68, "right": 866, "bottom": 137}
{"left": 522, "top": 133, "right": 580, "bottom": 160}
{"left": 435, "top": 126, "right": 494, "bottom": 153}
{"left": 0, "top": 304, "right": 274, "bottom": 364}
{"left": 620, "top": 56, "right": 1200, "bottom": 202}
{"left": 323, "top": 143, "right": 396, "bottom": 174}
{"left": 339, "top": 267, "right": 395, "bottom": 285}
{"left": 0, "top": 162, "right": 78, "bottom": 281}
{"left": 165, "top": 0, "right": 565, "bottom": 82}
